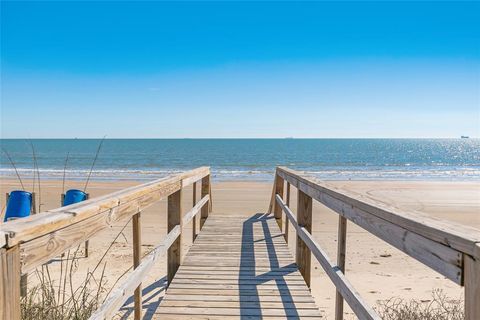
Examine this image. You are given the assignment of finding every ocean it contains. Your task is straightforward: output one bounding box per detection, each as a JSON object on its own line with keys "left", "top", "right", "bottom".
{"left": 0, "top": 139, "right": 479, "bottom": 181}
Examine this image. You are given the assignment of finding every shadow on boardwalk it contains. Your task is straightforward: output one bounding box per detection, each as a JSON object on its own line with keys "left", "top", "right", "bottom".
{"left": 240, "top": 213, "right": 299, "bottom": 319}
{"left": 119, "top": 276, "right": 167, "bottom": 320}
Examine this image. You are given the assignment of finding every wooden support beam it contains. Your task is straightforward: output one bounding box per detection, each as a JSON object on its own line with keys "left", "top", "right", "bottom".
{"left": 273, "top": 175, "right": 284, "bottom": 230}
{"left": 200, "top": 176, "right": 209, "bottom": 229}
{"left": 0, "top": 246, "right": 21, "bottom": 320}
{"left": 182, "top": 195, "right": 209, "bottom": 226}
{"left": 296, "top": 189, "right": 312, "bottom": 287}
{"left": 31, "top": 192, "right": 37, "bottom": 214}
{"left": 168, "top": 189, "right": 182, "bottom": 285}
{"left": 285, "top": 182, "right": 290, "bottom": 244}
{"left": 132, "top": 212, "right": 142, "bottom": 320}
{"left": 192, "top": 182, "right": 197, "bottom": 241}
{"left": 84, "top": 193, "right": 90, "bottom": 258}
{"left": 335, "top": 216, "right": 348, "bottom": 320}
{"left": 464, "top": 246, "right": 480, "bottom": 320}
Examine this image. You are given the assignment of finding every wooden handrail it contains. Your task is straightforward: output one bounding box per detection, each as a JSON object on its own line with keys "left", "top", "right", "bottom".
{"left": 276, "top": 195, "right": 380, "bottom": 319}
{"left": 271, "top": 166, "right": 480, "bottom": 320}
{"left": 89, "top": 225, "right": 181, "bottom": 320}
{"left": 0, "top": 167, "right": 209, "bottom": 248}
{"left": 183, "top": 194, "right": 210, "bottom": 226}
{"left": 0, "top": 167, "right": 213, "bottom": 320}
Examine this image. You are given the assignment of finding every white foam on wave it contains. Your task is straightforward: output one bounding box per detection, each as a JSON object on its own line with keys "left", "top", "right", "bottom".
{"left": 1, "top": 167, "right": 479, "bottom": 181}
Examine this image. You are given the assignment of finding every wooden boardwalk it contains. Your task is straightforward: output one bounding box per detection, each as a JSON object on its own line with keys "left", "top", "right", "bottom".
{"left": 155, "top": 213, "right": 323, "bottom": 319}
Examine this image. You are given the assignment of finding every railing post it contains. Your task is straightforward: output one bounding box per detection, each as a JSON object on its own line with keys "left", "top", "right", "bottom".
{"left": 84, "top": 193, "right": 90, "bottom": 258}
{"left": 200, "top": 175, "right": 210, "bottom": 229}
{"left": 273, "top": 174, "right": 284, "bottom": 230}
{"left": 132, "top": 212, "right": 142, "bottom": 320}
{"left": 285, "top": 182, "right": 290, "bottom": 243}
{"left": 0, "top": 246, "right": 21, "bottom": 320}
{"left": 168, "top": 189, "right": 182, "bottom": 285}
{"left": 335, "top": 216, "right": 348, "bottom": 320}
{"left": 31, "top": 192, "right": 37, "bottom": 214}
{"left": 296, "top": 189, "right": 312, "bottom": 288}
{"left": 192, "top": 182, "right": 197, "bottom": 241}
{"left": 464, "top": 246, "right": 480, "bottom": 320}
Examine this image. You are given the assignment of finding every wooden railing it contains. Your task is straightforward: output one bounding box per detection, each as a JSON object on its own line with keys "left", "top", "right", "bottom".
{"left": 269, "top": 166, "right": 480, "bottom": 320}
{"left": 0, "top": 167, "right": 212, "bottom": 320}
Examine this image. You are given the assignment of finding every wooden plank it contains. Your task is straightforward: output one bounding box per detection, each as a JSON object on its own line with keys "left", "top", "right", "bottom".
{"left": 273, "top": 174, "right": 284, "bottom": 230}
{"left": 89, "top": 225, "right": 180, "bottom": 320}
{"left": 192, "top": 182, "right": 197, "bottom": 241}
{"left": 335, "top": 216, "right": 347, "bottom": 320}
{"left": 285, "top": 182, "right": 290, "bottom": 243}
{"left": 160, "top": 299, "right": 319, "bottom": 309}
{"left": 172, "top": 274, "right": 305, "bottom": 280}
{"left": 200, "top": 176, "right": 210, "bottom": 229}
{"left": 162, "top": 294, "right": 316, "bottom": 303}
{"left": 84, "top": 193, "right": 90, "bottom": 258}
{"left": 277, "top": 166, "right": 480, "bottom": 259}
{"left": 296, "top": 190, "right": 312, "bottom": 288}
{"left": 276, "top": 177, "right": 464, "bottom": 284}
{"left": 1, "top": 167, "right": 209, "bottom": 247}
{"left": 464, "top": 246, "right": 480, "bottom": 320}
{"left": 183, "top": 195, "right": 209, "bottom": 226}
{"left": 0, "top": 232, "right": 6, "bottom": 249}
{"left": 132, "top": 212, "right": 142, "bottom": 320}
{"left": 168, "top": 189, "right": 182, "bottom": 285}
{"left": 157, "top": 315, "right": 321, "bottom": 320}
{"left": 0, "top": 246, "right": 21, "bottom": 320}
{"left": 164, "top": 288, "right": 314, "bottom": 297}
{"left": 156, "top": 306, "right": 322, "bottom": 317}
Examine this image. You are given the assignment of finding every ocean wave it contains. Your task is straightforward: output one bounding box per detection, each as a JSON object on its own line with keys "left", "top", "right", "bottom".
{"left": 1, "top": 166, "right": 479, "bottom": 181}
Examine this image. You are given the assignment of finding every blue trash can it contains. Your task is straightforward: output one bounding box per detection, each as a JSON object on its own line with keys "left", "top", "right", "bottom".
{"left": 63, "top": 189, "right": 88, "bottom": 206}
{"left": 4, "top": 190, "right": 32, "bottom": 222}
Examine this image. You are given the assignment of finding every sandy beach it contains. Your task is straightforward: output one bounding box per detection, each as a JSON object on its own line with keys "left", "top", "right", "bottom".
{"left": 1, "top": 178, "right": 479, "bottom": 319}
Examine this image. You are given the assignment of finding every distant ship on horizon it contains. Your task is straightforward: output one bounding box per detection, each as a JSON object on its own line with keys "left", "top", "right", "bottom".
{"left": 461, "top": 135, "right": 470, "bottom": 139}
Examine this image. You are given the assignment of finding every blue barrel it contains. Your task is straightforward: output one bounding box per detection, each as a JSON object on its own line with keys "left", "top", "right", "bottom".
{"left": 4, "top": 190, "right": 32, "bottom": 222}
{"left": 63, "top": 189, "right": 88, "bottom": 206}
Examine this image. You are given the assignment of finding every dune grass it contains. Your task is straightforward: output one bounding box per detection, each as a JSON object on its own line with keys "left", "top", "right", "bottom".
{"left": 376, "top": 289, "right": 464, "bottom": 320}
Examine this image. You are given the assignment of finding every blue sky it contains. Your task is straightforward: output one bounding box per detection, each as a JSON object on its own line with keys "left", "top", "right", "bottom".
{"left": 1, "top": 1, "right": 479, "bottom": 138}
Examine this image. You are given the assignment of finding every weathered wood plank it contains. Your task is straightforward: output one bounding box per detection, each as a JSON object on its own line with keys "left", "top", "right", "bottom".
{"left": 276, "top": 182, "right": 464, "bottom": 284}
{"left": 0, "top": 246, "right": 21, "bottom": 320}
{"left": 464, "top": 246, "right": 480, "bottom": 320}
{"left": 200, "top": 176, "right": 210, "bottom": 229}
{"left": 335, "top": 215, "right": 347, "bottom": 320}
{"left": 296, "top": 190, "right": 312, "bottom": 288}
{"left": 1, "top": 167, "right": 209, "bottom": 247}
{"left": 277, "top": 166, "right": 480, "bottom": 259}
{"left": 192, "top": 182, "right": 197, "bottom": 241}
{"left": 183, "top": 195, "right": 209, "bottom": 226}
{"left": 132, "top": 212, "right": 142, "bottom": 320}
{"left": 273, "top": 175, "right": 284, "bottom": 230}
{"left": 156, "top": 306, "right": 322, "bottom": 317}
{"left": 162, "top": 294, "right": 316, "bottom": 303}
{"left": 168, "top": 189, "right": 182, "bottom": 285}
{"left": 89, "top": 225, "right": 180, "bottom": 320}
